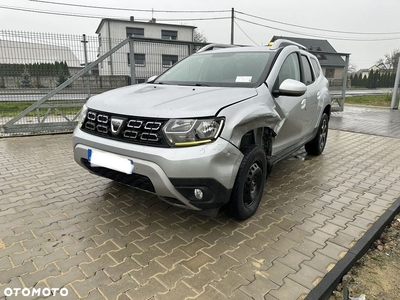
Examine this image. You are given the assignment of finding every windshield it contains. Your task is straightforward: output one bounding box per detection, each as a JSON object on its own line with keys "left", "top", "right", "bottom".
{"left": 154, "top": 51, "right": 274, "bottom": 88}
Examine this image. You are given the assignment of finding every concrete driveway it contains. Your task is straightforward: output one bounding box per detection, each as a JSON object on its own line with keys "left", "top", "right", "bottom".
{"left": 1, "top": 107, "right": 400, "bottom": 299}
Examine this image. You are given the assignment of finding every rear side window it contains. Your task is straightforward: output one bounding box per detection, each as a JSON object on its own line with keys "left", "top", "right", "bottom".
{"left": 310, "top": 57, "right": 321, "bottom": 78}
{"left": 301, "top": 55, "right": 314, "bottom": 85}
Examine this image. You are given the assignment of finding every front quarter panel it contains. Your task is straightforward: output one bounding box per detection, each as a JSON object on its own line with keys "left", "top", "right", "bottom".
{"left": 219, "top": 85, "right": 281, "bottom": 148}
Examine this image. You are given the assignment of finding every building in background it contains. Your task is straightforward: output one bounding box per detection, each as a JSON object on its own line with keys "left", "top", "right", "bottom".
{"left": 0, "top": 39, "right": 81, "bottom": 71}
{"left": 95, "top": 18, "right": 196, "bottom": 82}
{"left": 270, "top": 36, "right": 347, "bottom": 87}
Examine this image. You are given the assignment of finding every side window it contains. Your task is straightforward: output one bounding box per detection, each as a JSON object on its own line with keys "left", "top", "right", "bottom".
{"left": 301, "top": 55, "right": 314, "bottom": 85}
{"left": 277, "top": 53, "right": 301, "bottom": 87}
{"left": 161, "top": 30, "right": 178, "bottom": 40}
{"left": 310, "top": 58, "right": 321, "bottom": 78}
{"left": 126, "top": 27, "right": 144, "bottom": 38}
{"left": 325, "top": 68, "right": 335, "bottom": 78}
{"left": 162, "top": 54, "right": 179, "bottom": 68}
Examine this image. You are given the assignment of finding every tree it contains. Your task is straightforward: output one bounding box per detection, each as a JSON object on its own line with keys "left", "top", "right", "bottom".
{"left": 194, "top": 29, "right": 207, "bottom": 43}
{"left": 57, "top": 71, "right": 68, "bottom": 87}
{"left": 376, "top": 49, "right": 400, "bottom": 71}
{"left": 347, "top": 61, "right": 357, "bottom": 74}
{"left": 19, "top": 68, "right": 34, "bottom": 88}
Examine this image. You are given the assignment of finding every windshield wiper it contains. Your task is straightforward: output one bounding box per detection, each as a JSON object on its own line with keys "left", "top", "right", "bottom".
{"left": 179, "top": 83, "right": 209, "bottom": 87}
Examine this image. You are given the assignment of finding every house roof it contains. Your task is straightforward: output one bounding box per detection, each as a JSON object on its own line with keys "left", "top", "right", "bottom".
{"left": 271, "top": 36, "right": 346, "bottom": 68}
{"left": 0, "top": 40, "right": 81, "bottom": 67}
{"left": 96, "top": 18, "right": 197, "bottom": 34}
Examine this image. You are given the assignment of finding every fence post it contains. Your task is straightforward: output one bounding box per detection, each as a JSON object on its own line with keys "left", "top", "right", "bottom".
{"left": 129, "top": 38, "right": 136, "bottom": 85}
{"left": 81, "top": 34, "right": 91, "bottom": 98}
{"left": 391, "top": 59, "right": 400, "bottom": 109}
{"left": 339, "top": 55, "right": 349, "bottom": 112}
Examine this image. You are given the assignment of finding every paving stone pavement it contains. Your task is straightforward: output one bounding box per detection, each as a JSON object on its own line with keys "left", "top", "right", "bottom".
{"left": 1, "top": 108, "right": 400, "bottom": 299}
{"left": 330, "top": 105, "right": 400, "bottom": 138}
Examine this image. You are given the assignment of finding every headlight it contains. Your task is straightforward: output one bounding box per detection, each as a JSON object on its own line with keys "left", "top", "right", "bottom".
{"left": 163, "top": 118, "right": 224, "bottom": 147}
{"left": 77, "top": 104, "right": 88, "bottom": 128}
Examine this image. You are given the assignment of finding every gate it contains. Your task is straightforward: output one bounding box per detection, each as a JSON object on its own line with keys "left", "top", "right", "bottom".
{"left": 0, "top": 30, "right": 207, "bottom": 136}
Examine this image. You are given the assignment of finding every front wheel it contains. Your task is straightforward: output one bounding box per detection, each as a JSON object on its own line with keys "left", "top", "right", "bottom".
{"left": 305, "top": 113, "right": 329, "bottom": 156}
{"left": 229, "top": 145, "right": 267, "bottom": 220}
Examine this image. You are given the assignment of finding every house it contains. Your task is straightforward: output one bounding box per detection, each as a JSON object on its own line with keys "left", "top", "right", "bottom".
{"left": 0, "top": 39, "right": 81, "bottom": 70}
{"left": 270, "top": 36, "right": 347, "bottom": 86}
{"left": 95, "top": 18, "right": 197, "bottom": 82}
{"left": 0, "top": 39, "right": 82, "bottom": 88}
{"left": 358, "top": 64, "right": 393, "bottom": 79}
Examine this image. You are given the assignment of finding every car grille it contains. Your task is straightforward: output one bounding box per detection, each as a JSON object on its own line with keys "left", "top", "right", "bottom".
{"left": 82, "top": 110, "right": 169, "bottom": 147}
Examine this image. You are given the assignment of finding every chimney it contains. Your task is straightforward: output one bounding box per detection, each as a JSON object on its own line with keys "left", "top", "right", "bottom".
{"left": 130, "top": 16, "right": 134, "bottom": 21}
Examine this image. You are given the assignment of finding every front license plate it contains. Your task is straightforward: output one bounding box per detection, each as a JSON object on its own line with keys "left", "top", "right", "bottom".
{"left": 88, "top": 149, "right": 134, "bottom": 174}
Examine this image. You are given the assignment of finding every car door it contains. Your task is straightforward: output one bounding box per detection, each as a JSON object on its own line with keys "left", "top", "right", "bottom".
{"left": 272, "top": 52, "right": 305, "bottom": 154}
{"left": 309, "top": 57, "right": 327, "bottom": 132}
{"left": 299, "top": 54, "right": 319, "bottom": 139}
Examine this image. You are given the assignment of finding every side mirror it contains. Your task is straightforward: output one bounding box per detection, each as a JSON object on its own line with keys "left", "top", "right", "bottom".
{"left": 147, "top": 75, "right": 158, "bottom": 83}
{"left": 276, "top": 79, "right": 307, "bottom": 97}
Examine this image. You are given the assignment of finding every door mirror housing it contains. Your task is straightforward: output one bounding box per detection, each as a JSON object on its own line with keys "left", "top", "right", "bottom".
{"left": 274, "top": 79, "right": 307, "bottom": 97}
{"left": 147, "top": 75, "right": 158, "bottom": 83}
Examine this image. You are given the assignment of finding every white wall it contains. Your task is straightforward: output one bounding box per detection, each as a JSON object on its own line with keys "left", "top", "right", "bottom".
{"left": 97, "top": 20, "right": 194, "bottom": 77}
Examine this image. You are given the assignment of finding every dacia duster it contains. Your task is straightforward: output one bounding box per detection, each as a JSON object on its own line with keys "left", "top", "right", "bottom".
{"left": 73, "top": 39, "right": 331, "bottom": 220}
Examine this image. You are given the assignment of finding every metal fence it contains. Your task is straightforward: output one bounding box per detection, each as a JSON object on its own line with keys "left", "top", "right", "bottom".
{"left": 0, "top": 30, "right": 206, "bottom": 136}
{"left": 0, "top": 30, "right": 350, "bottom": 136}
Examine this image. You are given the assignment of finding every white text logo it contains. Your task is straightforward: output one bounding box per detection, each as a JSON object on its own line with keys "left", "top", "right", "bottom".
{"left": 4, "top": 288, "right": 69, "bottom": 297}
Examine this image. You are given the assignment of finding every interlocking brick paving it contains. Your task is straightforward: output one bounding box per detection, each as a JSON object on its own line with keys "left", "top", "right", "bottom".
{"left": 330, "top": 105, "right": 400, "bottom": 138}
{"left": 1, "top": 111, "right": 400, "bottom": 299}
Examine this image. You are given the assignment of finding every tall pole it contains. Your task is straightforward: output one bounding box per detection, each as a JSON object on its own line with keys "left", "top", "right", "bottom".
{"left": 390, "top": 58, "right": 400, "bottom": 109}
{"left": 129, "top": 38, "right": 136, "bottom": 85}
{"left": 340, "top": 55, "right": 349, "bottom": 112}
{"left": 81, "top": 34, "right": 91, "bottom": 99}
{"left": 230, "top": 8, "right": 234, "bottom": 45}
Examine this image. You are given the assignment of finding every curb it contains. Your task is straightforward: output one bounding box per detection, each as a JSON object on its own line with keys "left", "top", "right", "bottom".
{"left": 305, "top": 196, "right": 400, "bottom": 300}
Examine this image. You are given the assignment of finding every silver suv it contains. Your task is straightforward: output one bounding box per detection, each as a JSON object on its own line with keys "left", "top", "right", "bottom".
{"left": 73, "top": 39, "right": 331, "bottom": 220}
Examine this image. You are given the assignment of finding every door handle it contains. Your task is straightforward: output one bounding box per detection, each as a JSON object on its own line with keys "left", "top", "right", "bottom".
{"left": 301, "top": 99, "right": 306, "bottom": 110}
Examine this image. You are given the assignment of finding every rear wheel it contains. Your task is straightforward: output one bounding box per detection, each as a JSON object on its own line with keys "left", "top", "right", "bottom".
{"left": 229, "top": 145, "right": 267, "bottom": 220}
{"left": 305, "top": 113, "right": 329, "bottom": 156}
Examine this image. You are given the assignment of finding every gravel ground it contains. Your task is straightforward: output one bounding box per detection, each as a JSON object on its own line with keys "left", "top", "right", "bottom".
{"left": 330, "top": 214, "right": 400, "bottom": 300}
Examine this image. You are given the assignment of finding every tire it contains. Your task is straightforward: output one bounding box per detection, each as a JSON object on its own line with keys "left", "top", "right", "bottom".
{"left": 305, "top": 113, "right": 329, "bottom": 156}
{"left": 229, "top": 145, "right": 267, "bottom": 220}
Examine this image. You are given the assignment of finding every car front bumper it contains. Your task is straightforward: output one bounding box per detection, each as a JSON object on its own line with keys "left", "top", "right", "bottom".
{"left": 73, "top": 128, "right": 243, "bottom": 210}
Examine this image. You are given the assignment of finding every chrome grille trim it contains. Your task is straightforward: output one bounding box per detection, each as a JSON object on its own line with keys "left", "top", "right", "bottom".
{"left": 127, "top": 120, "right": 143, "bottom": 129}
{"left": 87, "top": 112, "right": 96, "bottom": 121}
{"left": 85, "top": 122, "right": 95, "bottom": 130}
{"left": 123, "top": 130, "right": 138, "bottom": 139}
{"left": 82, "top": 110, "right": 169, "bottom": 147}
{"left": 141, "top": 132, "right": 158, "bottom": 141}
{"left": 97, "top": 114, "right": 109, "bottom": 123}
{"left": 144, "top": 121, "right": 162, "bottom": 130}
{"left": 97, "top": 125, "right": 108, "bottom": 133}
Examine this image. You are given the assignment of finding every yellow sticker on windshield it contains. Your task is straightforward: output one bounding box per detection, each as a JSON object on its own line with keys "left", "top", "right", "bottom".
{"left": 235, "top": 76, "right": 252, "bottom": 83}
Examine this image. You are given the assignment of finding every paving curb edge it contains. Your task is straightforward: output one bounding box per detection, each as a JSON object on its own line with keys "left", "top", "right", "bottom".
{"left": 305, "top": 196, "right": 400, "bottom": 300}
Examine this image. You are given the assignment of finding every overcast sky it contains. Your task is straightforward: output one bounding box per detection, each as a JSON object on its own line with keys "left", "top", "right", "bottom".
{"left": 1, "top": 0, "right": 399, "bottom": 70}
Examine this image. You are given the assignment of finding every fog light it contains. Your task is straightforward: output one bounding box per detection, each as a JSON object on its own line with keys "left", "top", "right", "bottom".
{"left": 194, "top": 189, "right": 203, "bottom": 200}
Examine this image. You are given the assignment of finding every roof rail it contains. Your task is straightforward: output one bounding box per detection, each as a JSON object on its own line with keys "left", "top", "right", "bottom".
{"left": 268, "top": 39, "right": 308, "bottom": 51}
{"left": 197, "top": 43, "right": 241, "bottom": 53}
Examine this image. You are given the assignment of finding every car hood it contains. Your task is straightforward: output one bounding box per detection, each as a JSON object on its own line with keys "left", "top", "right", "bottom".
{"left": 86, "top": 84, "right": 258, "bottom": 118}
